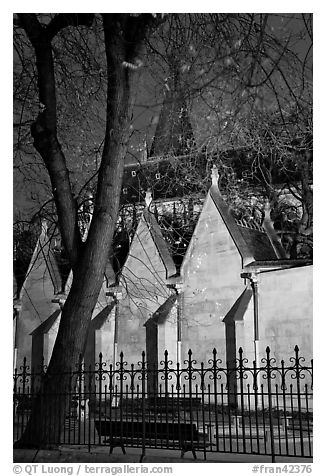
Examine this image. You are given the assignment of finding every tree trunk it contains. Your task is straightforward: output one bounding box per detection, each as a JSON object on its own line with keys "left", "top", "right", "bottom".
{"left": 14, "top": 13, "right": 155, "bottom": 448}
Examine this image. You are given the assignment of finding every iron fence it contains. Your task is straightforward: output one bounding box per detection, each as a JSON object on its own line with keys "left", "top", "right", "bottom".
{"left": 13, "top": 346, "right": 312, "bottom": 461}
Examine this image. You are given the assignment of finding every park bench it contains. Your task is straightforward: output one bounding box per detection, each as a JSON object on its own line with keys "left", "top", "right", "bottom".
{"left": 147, "top": 396, "right": 202, "bottom": 416}
{"left": 94, "top": 419, "right": 210, "bottom": 459}
{"left": 93, "top": 396, "right": 203, "bottom": 419}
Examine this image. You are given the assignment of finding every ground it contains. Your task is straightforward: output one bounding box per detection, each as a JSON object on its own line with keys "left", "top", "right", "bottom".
{"left": 13, "top": 445, "right": 313, "bottom": 464}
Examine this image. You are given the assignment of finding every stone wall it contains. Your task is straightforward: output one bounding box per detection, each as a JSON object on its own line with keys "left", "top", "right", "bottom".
{"left": 258, "top": 265, "right": 313, "bottom": 361}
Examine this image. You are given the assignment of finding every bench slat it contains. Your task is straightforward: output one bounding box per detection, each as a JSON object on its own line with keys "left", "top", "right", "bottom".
{"left": 95, "top": 420, "right": 199, "bottom": 441}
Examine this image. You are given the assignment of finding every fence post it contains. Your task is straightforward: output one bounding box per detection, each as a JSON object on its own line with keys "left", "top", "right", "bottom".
{"left": 77, "top": 354, "right": 83, "bottom": 445}
{"left": 187, "top": 349, "right": 194, "bottom": 426}
{"left": 163, "top": 350, "right": 170, "bottom": 447}
{"left": 265, "top": 347, "right": 275, "bottom": 462}
{"left": 98, "top": 353, "right": 103, "bottom": 434}
{"left": 21, "top": 358, "right": 29, "bottom": 442}
{"left": 253, "top": 359, "right": 260, "bottom": 454}
{"left": 13, "top": 366, "right": 18, "bottom": 419}
{"left": 13, "top": 365, "right": 19, "bottom": 442}
{"left": 294, "top": 345, "right": 305, "bottom": 457}
{"left": 119, "top": 352, "right": 125, "bottom": 453}
{"left": 238, "top": 347, "right": 246, "bottom": 453}
{"left": 200, "top": 361, "right": 207, "bottom": 460}
{"left": 212, "top": 348, "right": 219, "bottom": 452}
{"left": 186, "top": 349, "right": 196, "bottom": 459}
{"left": 87, "top": 363, "right": 92, "bottom": 452}
{"left": 140, "top": 351, "right": 146, "bottom": 462}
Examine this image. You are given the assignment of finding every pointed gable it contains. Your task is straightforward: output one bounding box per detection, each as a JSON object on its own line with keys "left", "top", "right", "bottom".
{"left": 19, "top": 221, "right": 63, "bottom": 320}
{"left": 117, "top": 198, "right": 175, "bottom": 362}
{"left": 21, "top": 221, "right": 62, "bottom": 299}
{"left": 15, "top": 221, "right": 65, "bottom": 367}
{"left": 123, "top": 190, "right": 176, "bottom": 282}
{"left": 122, "top": 207, "right": 175, "bottom": 291}
{"left": 208, "top": 186, "right": 256, "bottom": 267}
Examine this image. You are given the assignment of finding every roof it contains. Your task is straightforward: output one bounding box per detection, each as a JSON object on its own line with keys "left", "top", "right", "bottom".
{"left": 144, "top": 294, "right": 178, "bottom": 327}
{"left": 89, "top": 303, "right": 116, "bottom": 330}
{"left": 30, "top": 309, "right": 61, "bottom": 335}
{"left": 120, "top": 153, "right": 205, "bottom": 205}
{"left": 41, "top": 244, "right": 63, "bottom": 295}
{"left": 143, "top": 209, "right": 176, "bottom": 279}
{"left": 209, "top": 185, "right": 282, "bottom": 266}
{"left": 237, "top": 223, "right": 279, "bottom": 261}
{"left": 223, "top": 288, "right": 252, "bottom": 323}
{"left": 22, "top": 223, "right": 63, "bottom": 297}
{"left": 244, "top": 259, "right": 313, "bottom": 271}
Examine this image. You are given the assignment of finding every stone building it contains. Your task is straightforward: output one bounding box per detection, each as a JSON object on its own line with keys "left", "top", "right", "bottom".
{"left": 13, "top": 89, "right": 312, "bottom": 374}
{"left": 14, "top": 169, "right": 312, "bottom": 380}
{"left": 179, "top": 167, "right": 312, "bottom": 366}
{"left": 116, "top": 191, "right": 177, "bottom": 366}
{"left": 14, "top": 221, "right": 118, "bottom": 373}
{"left": 13, "top": 220, "right": 62, "bottom": 370}
{"left": 108, "top": 168, "right": 313, "bottom": 371}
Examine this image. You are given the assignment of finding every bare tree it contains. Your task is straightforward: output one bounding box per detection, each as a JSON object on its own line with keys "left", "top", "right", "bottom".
{"left": 14, "top": 12, "right": 162, "bottom": 447}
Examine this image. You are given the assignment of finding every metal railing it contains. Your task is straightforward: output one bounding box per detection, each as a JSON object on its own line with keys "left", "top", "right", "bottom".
{"left": 13, "top": 346, "right": 312, "bottom": 460}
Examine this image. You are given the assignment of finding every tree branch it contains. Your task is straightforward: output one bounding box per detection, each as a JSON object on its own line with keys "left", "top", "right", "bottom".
{"left": 17, "top": 13, "right": 83, "bottom": 267}
{"left": 45, "top": 14, "right": 95, "bottom": 41}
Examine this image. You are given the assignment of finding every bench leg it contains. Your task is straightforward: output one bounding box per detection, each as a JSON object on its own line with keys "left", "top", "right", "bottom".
{"left": 109, "top": 439, "right": 126, "bottom": 455}
{"left": 180, "top": 444, "right": 197, "bottom": 460}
